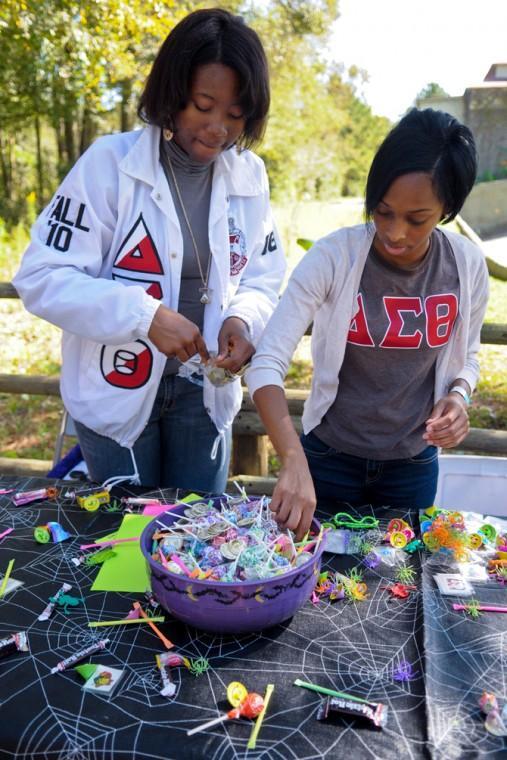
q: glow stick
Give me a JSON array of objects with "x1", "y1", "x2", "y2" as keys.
[
  {"x1": 79, "y1": 536, "x2": 139, "y2": 551},
  {"x1": 247, "y1": 684, "x2": 274, "y2": 749},
  {"x1": 294, "y1": 678, "x2": 372, "y2": 704},
  {"x1": 0, "y1": 527, "x2": 13, "y2": 541},
  {"x1": 0, "y1": 559, "x2": 15, "y2": 598},
  {"x1": 88, "y1": 616, "x2": 165, "y2": 627},
  {"x1": 453, "y1": 603, "x2": 507, "y2": 613},
  {"x1": 170, "y1": 554, "x2": 192, "y2": 577}
]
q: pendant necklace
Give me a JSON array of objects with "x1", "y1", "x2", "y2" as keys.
[{"x1": 164, "y1": 133, "x2": 213, "y2": 305}]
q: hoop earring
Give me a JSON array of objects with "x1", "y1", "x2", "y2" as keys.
[{"x1": 163, "y1": 128, "x2": 173, "y2": 141}]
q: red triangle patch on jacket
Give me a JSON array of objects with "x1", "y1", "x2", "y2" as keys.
[{"x1": 114, "y1": 213, "x2": 163, "y2": 274}]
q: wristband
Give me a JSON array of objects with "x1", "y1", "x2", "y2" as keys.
[{"x1": 449, "y1": 386, "x2": 471, "y2": 405}]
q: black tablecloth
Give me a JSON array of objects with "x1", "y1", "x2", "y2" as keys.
[{"x1": 0, "y1": 476, "x2": 506, "y2": 759}]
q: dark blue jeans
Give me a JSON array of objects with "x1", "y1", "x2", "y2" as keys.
[
  {"x1": 301, "y1": 430, "x2": 438, "y2": 514},
  {"x1": 75, "y1": 375, "x2": 231, "y2": 491}
]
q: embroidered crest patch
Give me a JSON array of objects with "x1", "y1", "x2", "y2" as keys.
[{"x1": 229, "y1": 217, "x2": 248, "y2": 275}]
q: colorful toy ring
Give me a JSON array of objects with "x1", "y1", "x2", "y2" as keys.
[
  {"x1": 422, "y1": 532, "x2": 439, "y2": 551},
  {"x1": 227, "y1": 681, "x2": 248, "y2": 708},
  {"x1": 480, "y1": 524, "x2": 496, "y2": 542},
  {"x1": 82, "y1": 496, "x2": 100, "y2": 512},
  {"x1": 390, "y1": 531, "x2": 408, "y2": 548},
  {"x1": 469, "y1": 533, "x2": 483, "y2": 550},
  {"x1": 34, "y1": 526, "x2": 51, "y2": 543}
]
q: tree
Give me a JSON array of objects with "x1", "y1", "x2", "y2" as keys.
[
  {"x1": 0, "y1": 0, "x2": 391, "y2": 222},
  {"x1": 416, "y1": 82, "x2": 450, "y2": 102}
]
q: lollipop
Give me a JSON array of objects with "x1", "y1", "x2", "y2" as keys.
[{"x1": 186, "y1": 681, "x2": 264, "y2": 736}]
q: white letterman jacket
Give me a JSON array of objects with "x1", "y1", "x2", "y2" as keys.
[{"x1": 14, "y1": 125, "x2": 286, "y2": 451}]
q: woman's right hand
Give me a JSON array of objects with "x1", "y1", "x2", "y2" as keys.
[
  {"x1": 148, "y1": 304, "x2": 209, "y2": 363},
  {"x1": 270, "y1": 451, "x2": 317, "y2": 541}
]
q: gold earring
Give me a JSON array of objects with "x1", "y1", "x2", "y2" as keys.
[{"x1": 163, "y1": 128, "x2": 173, "y2": 141}]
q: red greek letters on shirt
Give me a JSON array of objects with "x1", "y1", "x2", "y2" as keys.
[
  {"x1": 347, "y1": 293, "x2": 458, "y2": 349},
  {"x1": 347, "y1": 294, "x2": 374, "y2": 346}
]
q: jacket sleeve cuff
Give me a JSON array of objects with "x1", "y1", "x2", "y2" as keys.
[
  {"x1": 222, "y1": 308, "x2": 255, "y2": 340},
  {"x1": 453, "y1": 366, "x2": 480, "y2": 395},
  {"x1": 245, "y1": 366, "x2": 285, "y2": 398},
  {"x1": 136, "y1": 295, "x2": 161, "y2": 338}
]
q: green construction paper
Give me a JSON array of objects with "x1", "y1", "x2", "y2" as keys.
[
  {"x1": 90, "y1": 514, "x2": 153, "y2": 593},
  {"x1": 181, "y1": 493, "x2": 204, "y2": 503},
  {"x1": 75, "y1": 663, "x2": 98, "y2": 681}
]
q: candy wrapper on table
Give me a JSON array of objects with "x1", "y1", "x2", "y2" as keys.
[{"x1": 140, "y1": 494, "x2": 326, "y2": 633}]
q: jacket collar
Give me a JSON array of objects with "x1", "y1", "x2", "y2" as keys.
[{"x1": 119, "y1": 125, "x2": 262, "y2": 197}]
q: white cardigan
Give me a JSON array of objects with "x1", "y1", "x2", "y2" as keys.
[{"x1": 246, "y1": 224, "x2": 489, "y2": 435}]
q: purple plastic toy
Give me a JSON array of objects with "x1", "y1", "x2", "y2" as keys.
[{"x1": 140, "y1": 500, "x2": 325, "y2": 634}]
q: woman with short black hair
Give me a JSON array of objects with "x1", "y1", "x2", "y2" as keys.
[
  {"x1": 14, "y1": 8, "x2": 285, "y2": 491},
  {"x1": 138, "y1": 7, "x2": 270, "y2": 149},
  {"x1": 247, "y1": 108, "x2": 489, "y2": 538}
]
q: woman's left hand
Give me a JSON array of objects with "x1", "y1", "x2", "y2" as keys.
[
  {"x1": 215, "y1": 317, "x2": 255, "y2": 373},
  {"x1": 423, "y1": 394, "x2": 470, "y2": 448}
]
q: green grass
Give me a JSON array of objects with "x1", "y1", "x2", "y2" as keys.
[{"x1": 0, "y1": 209, "x2": 506, "y2": 463}]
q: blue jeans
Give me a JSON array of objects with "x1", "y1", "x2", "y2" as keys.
[
  {"x1": 74, "y1": 375, "x2": 231, "y2": 492},
  {"x1": 301, "y1": 430, "x2": 438, "y2": 513}
]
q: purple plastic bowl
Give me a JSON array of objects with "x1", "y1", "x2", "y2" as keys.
[{"x1": 140, "y1": 501, "x2": 325, "y2": 634}]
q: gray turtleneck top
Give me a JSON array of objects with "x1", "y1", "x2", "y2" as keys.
[{"x1": 159, "y1": 136, "x2": 213, "y2": 375}]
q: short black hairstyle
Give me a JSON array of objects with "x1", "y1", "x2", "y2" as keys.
[
  {"x1": 138, "y1": 8, "x2": 270, "y2": 149},
  {"x1": 365, "y1": 108, "x2": 477, "y2": 223}
]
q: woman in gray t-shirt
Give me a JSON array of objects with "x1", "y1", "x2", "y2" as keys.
[{"x1": 248, "y1": 108, "x2": 489, "y2": 539}]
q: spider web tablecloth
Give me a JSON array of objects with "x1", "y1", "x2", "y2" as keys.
[{"x1": 0, "y1": 476, "x2": 505, "y2": 759}]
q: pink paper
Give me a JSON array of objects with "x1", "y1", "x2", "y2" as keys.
[{"x1": 142, "y1": 503, "x2": 180, "y2": 516}]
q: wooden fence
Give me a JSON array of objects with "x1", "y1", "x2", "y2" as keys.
[{"x1": 1, "y1": 282, "x2": 507, "y2": 492}]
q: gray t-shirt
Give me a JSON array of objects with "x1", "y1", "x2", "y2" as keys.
[
  {"x1": 159, "y1": 137, "x2": 213, "y2": 374},
  {"x1": 314, "y1": 229, "x2": 460, "y2": 459}
]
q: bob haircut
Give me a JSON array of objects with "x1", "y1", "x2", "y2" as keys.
[
  {"x1": 365, "y1": 108, "x2": 477, "y2": 224},
  {"x1": 138, "y1": 8, "x2": 270, "y2": 150}
]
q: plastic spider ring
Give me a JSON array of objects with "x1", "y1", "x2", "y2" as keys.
[
  {"x1": 469, "y1": 533, "x2": 483, "y2": 550},
  {"x1": 448, "y1": 511, "x2": 464, "y2": 525}
]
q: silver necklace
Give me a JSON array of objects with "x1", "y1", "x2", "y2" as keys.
[{"x1": 164, "y1": 137, "x2": 213, "y2": 305}]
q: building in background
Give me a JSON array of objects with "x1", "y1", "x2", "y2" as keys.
[
  {"x1": 418, "y1": 63, "x2": 507, "y2": 181},
  {"x1": 419, "y1": 64, "x2": 507, "y2": 238}
]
